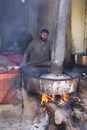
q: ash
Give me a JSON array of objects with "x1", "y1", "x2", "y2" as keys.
[{"x1": 23, "y1": 112, "x2": 49, "y2": 130}]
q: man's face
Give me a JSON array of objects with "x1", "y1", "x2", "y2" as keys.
[{"x1": 40, "y1": 32, "x2": 48, "y2": 42}]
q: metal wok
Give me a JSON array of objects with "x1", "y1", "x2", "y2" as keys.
[{"x1": 22, "y1": 62, "x2": 79, "y2": 95}]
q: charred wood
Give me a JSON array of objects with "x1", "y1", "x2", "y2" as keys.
[{"x1": 47, "y1": 124, "x2": 58, "y2": 130}]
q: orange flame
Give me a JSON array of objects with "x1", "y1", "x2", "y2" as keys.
[
  {"x1": 61, "y1": 93, "x2": 70, "y2": 100},
  {"x1": 41, "y1": 94, "x2": 55, "y2": 113},
  {"x1": 41, "y1": 93, "x2": 70, "y2": 106},
  {"x1": 59, "y1": 93, "x2": 70, "y2": 105},
  {"x1": 41, "y1": 94, "x2": 55, "y2": 104}
]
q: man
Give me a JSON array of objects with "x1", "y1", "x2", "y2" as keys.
[
  {"x1": 21, "y1": 28, "x2": 51, "y2": 65},
  {"x1": 3, "y1": 25, "x2": 33, "y2": 54},
  {"x1": 15, "y1": 25, "x2": 33, "y2": 54}
]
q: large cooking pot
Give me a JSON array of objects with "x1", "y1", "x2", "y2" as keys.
[
  {"x1": 22, "y1": 62, "x2": 79, "y2": 95},
  {"x1": 23, "y1": 75, "x2": 79, "y2": 95}
]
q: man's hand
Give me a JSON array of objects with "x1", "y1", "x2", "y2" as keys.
[{"x1": 20, "y1": 61, "x2": 26, "y2": 67}]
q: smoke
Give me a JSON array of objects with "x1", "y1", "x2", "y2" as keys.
[
  {"x1": 21, "y1": 62, "x2": 51, "y2": 77},
  {"x1": 0, "y1": 0, "x2": 55, "y2": 51},
  {"x1": 0, "y1": 0, "x2": 29, "y2": 51},
  {"x1": 0, "y1": 0, "x2": 46, "y2": 51}
]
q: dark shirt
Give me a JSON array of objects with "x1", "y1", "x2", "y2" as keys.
[
  {"x1": 25, "y1": 39, "x2": 52, "y2": 63},
  {"x1": 17, "y1": 31, "x2": 33, "y2": 54}
]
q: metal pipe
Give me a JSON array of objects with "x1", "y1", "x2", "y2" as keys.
[{"x1": 51, "y1": 0, "x2": 70, "y2": 75}]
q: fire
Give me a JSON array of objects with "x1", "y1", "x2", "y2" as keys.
[
  {"x1": 41, "y1": 94, "x2": 55, "y2": 113},
  {"x1": 41, "y1": 93, "x2": 70, "y2": 106},
  {"x1": 59, "y1": 93, "x2": 70, "y2": 105},
  {"x1": 61, "y1": 93, "x2": 70, "y2": 100},
  {"x1": 41, "y1": 94, "x2": 55, "y2": 104}
]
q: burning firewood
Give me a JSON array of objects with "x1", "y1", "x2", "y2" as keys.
[
  {"x1": 44, "y1": 102, "x2": 67, "y2": 124},
  {"x1": 44, "y1": 102, "x2": 80, "y2": 130}
]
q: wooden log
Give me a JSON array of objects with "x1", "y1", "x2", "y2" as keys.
[
  {"x1": 45, "y1": 102, "x2": 80, "y2": 130},
  {"x1": 80, "y1": 103, "x2": 87, "y2": 106},
  {"x1": 47, "y1": 124, "x2": 58, "y2": 130},
  {"x1": 54, "y1": 106, "x2": 67, "y2": 124},
  {"x1": 55, "y1": 111, "x2": 79, "y2": 130},
  {"x1": 65, "y1": 120, "x2": 80, "y2": 130},
  {"x1": 71, "y1": 108, "x2": 87, "y2": 121},
  {"x1": 45, "y1": 102, "x2": 67, "y2": 124}
]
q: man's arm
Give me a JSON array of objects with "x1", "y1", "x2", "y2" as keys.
[
  {"x1": 20, "y1": 41, "x2": 33, "y2": 66},
  {"x1": 22, "y1": 53, "x2": 27, "y2": 63}
]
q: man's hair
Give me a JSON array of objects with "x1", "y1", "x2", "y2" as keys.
[{"x1": 40, "y1": 29, "x2": 49, "y2": 34}]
